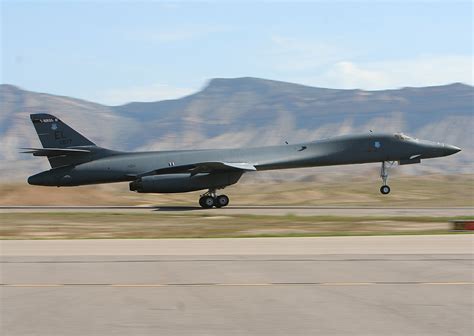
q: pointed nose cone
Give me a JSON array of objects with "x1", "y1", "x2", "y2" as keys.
[{"x1": 444, "y1": 145, "x2": 461, "y2": 156}]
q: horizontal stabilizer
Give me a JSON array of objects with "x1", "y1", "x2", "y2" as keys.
[
  {"x1": 21, "y1": 147, "x2": 91, "y2": 157},
  {"x1": 140, "y1": 161, "x2": 256, "y2": 177}
]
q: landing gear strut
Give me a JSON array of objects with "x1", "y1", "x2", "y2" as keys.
[
  {"x1": 199, "y1": 189, "x2": 230, "y2": 208},
  {"x1": 380, "y1": 161, "x2": 395, "y2": 195}
]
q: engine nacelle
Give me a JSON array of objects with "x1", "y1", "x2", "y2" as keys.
[{"x1": 129, "y1": 172, "x2": 243, "y2": 193}]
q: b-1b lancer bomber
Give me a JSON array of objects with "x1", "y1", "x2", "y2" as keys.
[{"x1": 25, "y1": 114, "x2": 461, "y2": 208}]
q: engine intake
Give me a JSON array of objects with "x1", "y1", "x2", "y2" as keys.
[{"x1": 398, "y1": 158, "x2": 421, "y2": 165}]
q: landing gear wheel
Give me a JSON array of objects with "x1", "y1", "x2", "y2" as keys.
[
  {"x1": 199, "y1": 196, "x2": 215, "y2": 208},
  {"x1": 379, "y1": 161, "x2": 395, "y2": 195},
  {"x1": 380, "y1": 185, "x2": 391, "y2": 195},
  {"x1": 215, "y1": 195, "x2": 229, "y2": 208}
]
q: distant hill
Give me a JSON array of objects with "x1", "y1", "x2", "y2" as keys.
[{"x1": 1, "y1": 78, "x2": 473, "y2": 181}]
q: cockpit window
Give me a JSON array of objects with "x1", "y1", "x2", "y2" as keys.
[{"x1": 394, "y1": 133, "x2": 412, "y2": 141}]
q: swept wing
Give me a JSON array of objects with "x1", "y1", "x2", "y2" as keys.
[{"x1": 138, "y1": 161, "x2": 256, "y2": 177}]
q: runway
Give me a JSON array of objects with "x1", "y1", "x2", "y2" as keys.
[
  {"x1": 1, "y1": 235, "x2": 473, "y2": 335},
  {"x1": 1, "y1": 205, "x2": 473, "y2": 216}
]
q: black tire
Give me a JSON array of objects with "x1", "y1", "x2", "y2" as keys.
[
  {"x1": 216, "y1": 195, "x2": 229, "y2": 207},
  {"x1": 380, "y1": 185, "x2": 391, "y2": 195},
  {"x1": 199, "y1": 196, "x2": 215, "y2": 208}
]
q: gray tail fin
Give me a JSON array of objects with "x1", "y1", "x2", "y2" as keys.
[
  {"x1": 29, "y1": 114, "x2": 97, "y2": 168},
  {"x1": 30, "y1": 113, "x2": 96, "y2": 148}
]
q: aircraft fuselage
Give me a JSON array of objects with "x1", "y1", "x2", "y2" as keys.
[{"x1": 28, "y1": 133, "x2": 460, "y2": 189}]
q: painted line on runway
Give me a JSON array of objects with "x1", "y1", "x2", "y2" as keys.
[
  {"x1": 216, "y1": 283, "x2": 272, "y2": 286},
  {"x1": 423, "y1": 282, "x2": 474, "y2": 285},
  {"x1": 110, "y1": 284, "x2": 167, "y2": 287},
  {"x1": 320, "y1": 282, "x2": 374, "y2": 286},
  {"x1": 2, "y1": 282, "x2": 473, "y2": 287},
  {"x1": 2, "y1": 258, "x2": 472, "y2": 264},
  {"x1": 1, "y1": 284, "x2": 63, "y2": 287}
]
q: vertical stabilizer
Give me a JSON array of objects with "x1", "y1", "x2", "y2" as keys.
[
  {"x1": 30, "y1": 113, "x2": 95, "y2": 148},
  {"x1": 28, "y1": 114, "x2": 97, "y2": 168}
]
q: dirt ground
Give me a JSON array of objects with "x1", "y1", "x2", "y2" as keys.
[{"x1": 1, "y1": 174, "x2": 473, "y2": 207}]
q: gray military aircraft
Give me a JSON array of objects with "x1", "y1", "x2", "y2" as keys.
[{"x1": 25, "y1": 113, "x2": 461, "y2": 208}]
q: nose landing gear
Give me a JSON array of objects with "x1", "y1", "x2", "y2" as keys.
[
  {"x1": 380, "y1": 161, "x2": 394, "y2": 195},
  {"x1": 199, "y1": 189, "x2": 230, "y2": 208}
]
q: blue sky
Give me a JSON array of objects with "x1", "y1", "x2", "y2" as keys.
[{"x1": 1, "y1": 1, "x2": 472, "y2": 105}]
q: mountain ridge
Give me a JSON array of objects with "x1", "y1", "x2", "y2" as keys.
[
  {"x1": 3, "y1": 78, "x2": 472, "y2": 107},
  {"x1": 1, "y1": 78, "x2": 472, "y2": 180}
]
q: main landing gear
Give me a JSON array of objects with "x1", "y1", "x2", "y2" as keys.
[
  {"x1": 199, "y1": 189, "x2": 230, "y2": 208},
  {"x1": 380, "y1": 161, "x2": 395, "y2": 195}
]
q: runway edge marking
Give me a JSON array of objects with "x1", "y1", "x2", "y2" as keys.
[{"x1": 2, "y1": 282, "x2": 474, "y2": 287}]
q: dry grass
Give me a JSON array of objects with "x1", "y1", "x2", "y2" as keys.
[
  {"x1": 1, "y1": 174, "x2": 472, "y2": 239},
  {"x1": 1, "y1": 212, "x2": 472, "y2": 239},
  {"x1": 1, "y1": 174, "x2": 473, "y2": 207}
]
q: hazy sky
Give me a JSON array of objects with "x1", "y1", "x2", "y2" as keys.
[{"x1": 1, "y1": 1, "x2": 472, "y2": 105}]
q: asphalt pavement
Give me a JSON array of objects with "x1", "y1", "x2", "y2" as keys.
[
  {"x1": 1, "y1": 205, "x2": 473, "y2": 216},
  {"x1": 1, "y1": 235, "x2": 473, "y2": 335}
]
